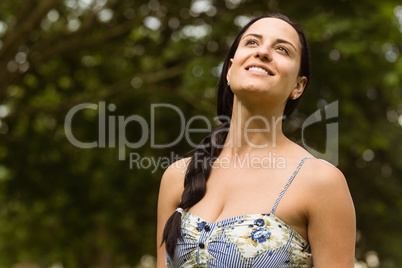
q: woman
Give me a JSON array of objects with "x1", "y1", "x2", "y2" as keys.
[{"x1": 157, "y1": 13, "x2": 356, "y2": 267}]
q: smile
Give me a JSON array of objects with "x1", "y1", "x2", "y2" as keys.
[
  {"x1": 245, "y1": 65, "x2": 274, "y2": 76},
  {"x1": 248, "y1": 67, "x2": 268, "y2": 75}
]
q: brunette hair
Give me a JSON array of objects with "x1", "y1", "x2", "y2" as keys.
[{"x1": 162, "y1": 12, "x2": 311, "y2": 258}]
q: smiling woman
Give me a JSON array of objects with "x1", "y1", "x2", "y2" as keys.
[
  {"x1": 157, "y1": 13, "x2": 356, "y2": 268},
  {"x1": 227, "y1": 18, "x2": 307, "y2": 110}
]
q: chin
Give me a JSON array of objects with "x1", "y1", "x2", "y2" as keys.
[{"x1": 232, "y1": 83, "x2": 269, "y2": 94}]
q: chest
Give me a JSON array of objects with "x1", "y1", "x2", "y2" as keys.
[
  {"x1": 194, "y1": 167, "x2": 294, "y2": 210},
  {"x1": 188, "y1": 167, "x2": 309, "y2": 240}
]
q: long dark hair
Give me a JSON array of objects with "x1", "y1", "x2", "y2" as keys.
[{"x1": 161, "y1": 12, "x2": 311, "y2": 258}]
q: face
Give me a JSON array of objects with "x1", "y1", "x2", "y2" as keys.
[{"x1": 227, "y1": 18, "x2": 307, "y2": 107}]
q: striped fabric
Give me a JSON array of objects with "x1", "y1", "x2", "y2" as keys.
[{"x1": 166, "y1": 157, "x2": 314, "y2": 268}]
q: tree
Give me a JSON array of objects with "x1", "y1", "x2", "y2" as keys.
[{"x1": 0, "y1": 0, "x2": 401, "y2": 267}]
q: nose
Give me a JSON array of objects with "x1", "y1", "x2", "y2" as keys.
[{"x1": 255, "y1": 47, "x2": 272, "y2": 61}]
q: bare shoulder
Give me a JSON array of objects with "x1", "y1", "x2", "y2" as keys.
[
  {"x1": 287, "y1": 142, "x2": 349, "y2": 193},
  {"x1": 301, "y1": 158, "x2": 356, "y2": 267},
  {"x1": 299, "y1": 157, "x2": 354, "y2": 216},
  {"x1": 302, "y1": 158, "x2": 349, "y2": 190},
  {"x1": 163, "y1": 157, "x2": 190, "y2": 181},
  {"x1": 156, "y1": 157, "x2": 191, "y2": 267},
  {"x1": 159, "y1": 157, "x2": 191, "y2": 201}
]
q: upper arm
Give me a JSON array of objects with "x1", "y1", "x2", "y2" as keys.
[
  {"x1": 306, "y1": 160, "x2": 356, "y2": 268},
  {"x1": 156, "y1": 158, "x2": 188, "y2": 268}
]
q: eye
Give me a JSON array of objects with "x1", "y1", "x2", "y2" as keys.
[
  {"x1": 245, "y1": 39, "x2": 258, "y2": 46},
  {"x1": 277, "y1": 46, "x2": 290, "y2": 55}
]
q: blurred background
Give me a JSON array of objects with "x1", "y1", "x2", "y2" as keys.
[{"x1": 0, "y1": 0, "x2": 401, "y2": 267}]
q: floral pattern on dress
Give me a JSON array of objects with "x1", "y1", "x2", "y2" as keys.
[
  {"x1": 225, "y1": 214, "x2": 292, "y2": 258},
  {"x1": 166, "y1": 211, "x2": 313, "y2": 268}
]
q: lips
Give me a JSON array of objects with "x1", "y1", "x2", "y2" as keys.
[{"x1": 245, "y1": 64, "x2": 274, "y2": 76}]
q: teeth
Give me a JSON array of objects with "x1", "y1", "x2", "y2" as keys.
[{"x1": 248, "y1": 67, "x2": 269, "y2": 75}]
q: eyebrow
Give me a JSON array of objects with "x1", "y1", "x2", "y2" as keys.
[{"x1": 242, "y1": 33, "x2": 298, "y2": 52}]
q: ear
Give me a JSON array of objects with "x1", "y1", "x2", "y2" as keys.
[
  {"x1": 226, "y1": 59, "x2": 233, "y2": 83},
  {"x1": 290, "y1": 76, "x2": 308, "y2": 100}
]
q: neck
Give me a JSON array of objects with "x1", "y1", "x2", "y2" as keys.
[{"x1": 223, "y1": 96, "x2": 289, "y2": 156}]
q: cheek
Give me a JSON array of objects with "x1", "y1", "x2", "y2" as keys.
[
  {"x1": 231, "y1": 50, "x2": 248, "y2": 69},
  {"x1": 281, "y1": 61, "x2": 300, "y2": 80},
  {"x1": 277, "y1": 63, "x2": 300, "y2": 91},
  {"x1": 229, "y1": 61, "x2": 243, "y2": 79}
]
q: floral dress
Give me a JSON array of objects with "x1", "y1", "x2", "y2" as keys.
[{"x1": 166, "y1": 157, "x2": 314, "y2": 268}]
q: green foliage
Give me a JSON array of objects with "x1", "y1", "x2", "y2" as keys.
[{"x1": 0, "y1": 0, "x2": 401, "y2": 267}]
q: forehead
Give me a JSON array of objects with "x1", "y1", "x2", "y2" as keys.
[{"x1": 243, "y1": 18, "x2": 300, "y2": 48}]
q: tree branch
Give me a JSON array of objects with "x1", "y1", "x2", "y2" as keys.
[
  {"x1": 0, "y1": 15, "x2": 141, "y2": 101},
  {"x1": 34, "y1": 18, "x2": 140, "y2": 63},
  {"x1": 4, "y1": 62, "x2": 187, "y2": 120},
  {"x1": 0, "y1": 0, "x2": 59, "y2": 59},
  {"x1": 0, "y1": 0, "x2": 59, "y2": 92}
]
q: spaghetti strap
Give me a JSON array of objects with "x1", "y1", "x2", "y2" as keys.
[{"x1": 270, "y1": 157, "x2": 314, "y2": 214}]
